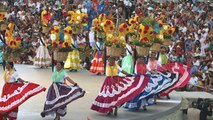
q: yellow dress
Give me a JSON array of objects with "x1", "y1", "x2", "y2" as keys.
[{"x1": 64, "y1": 49, "x2": 81, "y2": 70}]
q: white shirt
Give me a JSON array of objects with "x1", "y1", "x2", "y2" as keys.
[
  {"x1": 81, "y1": 8, "x2": 87, "y2": 14},
  {"x1": 6, "y1": 71, "x2": 19, "y2": 83},
  {"x1": 89, "y1": 31, "x2": 95, "y2": 43},
  {"x1": 126, "y1": 44, "x2": 132, "y2": 55},
  {"x1": 189, "y1": 76, "x2": 198, "y2": 86}
]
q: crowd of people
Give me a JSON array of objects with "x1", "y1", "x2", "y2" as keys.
[{"x1": 0, "y1": 0, "x2": 213, "y2": 119}]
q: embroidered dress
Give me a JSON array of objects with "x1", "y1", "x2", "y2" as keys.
[
  {"x1": 34, "y1": 45, "x2": 51, "y2": 67},
  {"x1": 0, "y1": 69, "x2": 46, "y2": 120},
  {"x1": 90, "y1": 51, "x2": 104, "y2": 74},
  {"x1": 41, "y1": 69, "x2": 85, "y2": 117},
  {"x1": 91, "y1": 64, "x2": 150, "y2": 113},
  {"x1": 160, "y1": 62, "x2": 191, "y2": 96},
  {"x1": 64, "y1": 49, "x2": 81, "y2": 70},
  {"x1": 124, "y1": 71, "x2": 178, "y2": 110},
  {"x1": 64, "y1": 40, "x2": 81, "y2": 70}
]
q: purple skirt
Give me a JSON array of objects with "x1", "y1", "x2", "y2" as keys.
[{"x1": 41, "y1": 83, "x2": 85, "y2": 117}]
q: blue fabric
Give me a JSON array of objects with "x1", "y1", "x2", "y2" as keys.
[
  {"x1": 123, "y1": 72, "x2": 177, "y2": 110},
  {"x1": 154, "y1": 23, "x2": 163, "y2": 34},
  {"x1": 98, "y1": 0, "x2": 105, "y2": 14},
  {"x1": 190, "y1": 66, "x2": 198, "y2": 75},
  {"x1": 98, "y1": 51, "x2": 101, "y2": 57}
]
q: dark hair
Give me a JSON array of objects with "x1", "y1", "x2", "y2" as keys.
[
  {"x1": 7, "y1": 62, "x2": 14, "y2": 68},
  {"x1": 57, "y1": 61, "x2": 64, "y2": 67}
]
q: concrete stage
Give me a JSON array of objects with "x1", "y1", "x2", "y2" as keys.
[{"x1": 0, "y1": 64, "x2": 183, "y2": 120}]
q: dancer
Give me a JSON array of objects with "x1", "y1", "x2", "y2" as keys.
[
  {"x1": 41, "y1": 61, "x2": 85, "y2": 120},
  {"x1": 124, "y1": 57, "x2": 179, "y2": 111},
  {"x1": 64, "y1": 35, "x2": 81, "y2": 72},
  {"x1": 89, "y1": 42, "x2": 104, "y2": 75},
  {"x1": 91, "y1": 57, "x2": 150, "y2": 116},
  {"x1": 0, "y1": 62, "x2": 46, "y2": 120},
  {"x1": 34, "y1": 33, "x2": 51, "y2": 68},
  {"x1": 119, "y1": 38, "x2": 134, "y2": 76}
]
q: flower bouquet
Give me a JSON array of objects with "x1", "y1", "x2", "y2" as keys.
[
  {"x1": 104, "y1": 35, "x2": 126, "y2": 57},
  {"x1": 50, "y1": 26, "x2": 73, "y2": 61},
  {"x1": 68, "y1": 10, "x2": 87, "y2": 34},
  {"x1": 92, "y1": 14, "x2": 107, "y2": 39},
  {"x1": 2, "y1": 22, "x2": 24, "y2": 61},
  {"x1": 163, "y1": 25, "x2": 175, "y2": 46},
  {"x1": 132, "y1": 36, "x2": 152, "y2": 56}
]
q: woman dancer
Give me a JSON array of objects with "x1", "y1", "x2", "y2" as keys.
[
  {"x1": 0, "y1": 62, "x2": 46, "y2": 120},
  {"x1": 91, "y1": 57, "x2": 150, "y2": 116},
  {"x1": 34, "y1": 33, "x2": 51, "y2": 68},
  {"x1": 41, "y1": 61, "x2": 85, "y2": 120}
]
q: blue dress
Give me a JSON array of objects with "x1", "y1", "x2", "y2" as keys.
[{"x1": 123, "y1": 72, "x2": 178, "y2": 110}]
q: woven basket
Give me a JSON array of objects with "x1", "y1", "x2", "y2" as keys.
[
  {"x1": 0, "y1": 22, "x2": 7, "y2": 31},
  {"x1": 150, "y1": 43, "x2": 161, "y2": 51},
  {"x1": 106, "y1": 47, "x2": 123, "y2": 57},
  {"x1": 54, "y1": 51, "x2": 69, "y2": 61},
  {"x1": 136, "y1": 46, "x2": 150, "y2": 56},
  {"x1": 163, "y1": 40, "x2": 173, "y2": 46},
  {"x1": 42, "y1": 26, "x2": 49, "y2": 33}
]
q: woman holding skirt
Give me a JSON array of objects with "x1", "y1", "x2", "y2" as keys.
[
  {"x1": 0, "y1": 62, "x2": 46, "y2": 120},
  {"x1": 41, "y1": 62, "x2": 85, "y2": 120},
  {"x1": 91, "y1": 57, "x2": 150, "y2": 116},
  {"x1": 124, "y1": 56, "x2": 179, "y2": 111}
]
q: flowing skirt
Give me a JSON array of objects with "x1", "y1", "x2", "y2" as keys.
[
  {"x1": 90, "y1": 51, "x2": 104, "y2": 73},
  {"x1": 160, "y1": 62, "x2": 191, "y2": 96},
  {"x1": 119, "y1": 54, "x2": 134, "y2": 76},
  {"x1": 34, "y1": 46, "x2": 51, "y2": 67},
  {"x1": 123, "y1": 72, "x2": 178, "y2": 110},
  {"x1": 91, "y1": 75, "x2": 150, "y2": 113},
  {"x1": 64, "y1": 50, "x2": 81, "y2": 70},
  {"x1": 41, "y1": 83, "x2": 85, "y2": 117},
  {"x1": 0, "y1": 82, "x2": 46, "y2": 114}
]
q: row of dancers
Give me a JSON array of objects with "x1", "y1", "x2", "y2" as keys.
[{"x1": 0, "y1": 52, "x2": 190, "y2": 119}]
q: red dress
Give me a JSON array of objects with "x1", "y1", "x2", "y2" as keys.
[
  {"x1": 0, "y1": 70, "x2": 46, "y2": 119},
  {"x1": 135, "y1": 62, "x2": 147, "y2": 74}
]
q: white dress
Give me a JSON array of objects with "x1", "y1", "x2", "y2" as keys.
[{"x1": 34, "y1": 37, "x2": 51, "y2": 67}]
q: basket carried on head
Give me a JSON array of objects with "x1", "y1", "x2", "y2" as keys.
[
  {"x1": 136, "y1": 46, "x2": 150, "y2": 56},
  {"x1": 42, "y1": 26, "x2": 49, "y2": 33},
  {"x1": 106, "y1": 47, "x2": 123, "y2": 57},
  {"x1": 0, "y1": 22, "x2": 7, "y2": 31},
  {"x1": 150, "y1": 43, "x2": 161, "y2": 52},
  {"x1": 54, "y1": 51, "x2": 69, "y2": 61},
  {"x1": 163, "y1": 40, "x2": 173, "y2": 46}
]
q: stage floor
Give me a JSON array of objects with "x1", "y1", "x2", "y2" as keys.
[{"x1": 0, "y1": 64, "x2": 182, "y2": 120}]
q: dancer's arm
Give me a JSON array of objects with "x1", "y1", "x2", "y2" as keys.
[{"x1": 65, "y1": 77, "x2": 78, "y2": 86}]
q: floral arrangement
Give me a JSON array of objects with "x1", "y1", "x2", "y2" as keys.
[
  {"x1": 41, "y1": 10, "x2": 52, "y2": 26},
  {"x1": 2, "y1": 22, "x2": 24, "y2": 61},
  {"x1": 92, "y1": 14, "x2": 107, "y2": 39},
  {"x1": 5, "y1": 23, "x2": 21, "y2": 49},
  {"x1": 50, "y1": 26, "x2": 73, "y2": 52},
  {"x1": 104, "y1": 35, "x2": 126, "y2": 48},
  {"x1": 162, "y1": 25, "x2": 176, "y2": 39},
  {"x1": 68, "y1": 10, "x2": 87, "y2": 34}
]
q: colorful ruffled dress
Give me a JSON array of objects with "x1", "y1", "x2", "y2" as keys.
[
  {"x1": 0, "y1": 69, "x2": 46, "y2": 119},
  {"x1": 91, "y1": 64, "x2": 150, "y2": 113},
  {"x1": 41, "y1": 69, "x2": 85, "y2": 117}
]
